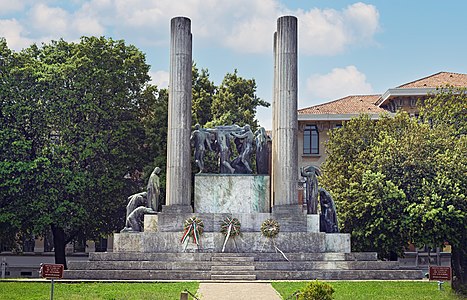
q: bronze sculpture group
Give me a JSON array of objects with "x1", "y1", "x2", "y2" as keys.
[{"x1": 190, "y1": 124, "x2": 270, "y2": 175}]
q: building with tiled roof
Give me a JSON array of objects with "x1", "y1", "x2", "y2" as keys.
[
  {"x1": 397, "y1": 72, "x2": 467, "y2": 89},
  {"x1": 376, "y1": 72, "x2": 467, "y2": 112},
  {"x1": 298, "y1": 95, "x2": 385, "y2": 115},
  {"x1": 298, "y1": 71, "x2": 467, "y2": 168}
]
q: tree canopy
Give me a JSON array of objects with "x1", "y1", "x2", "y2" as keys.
[
  {"x1": 0, "y1": 37, "x2": 153, "y2": 266},
  {"x1": 320, "y1": 88, "x2": 466, "y2": 291},
  {"x1": 207, "y1": 69, "x2": 270, "y2": 129}
]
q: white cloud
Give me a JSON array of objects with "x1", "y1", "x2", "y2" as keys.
[
  {"x1": 0, "y1": 19, "x2": 33, "y2": 50},
  {"x1": 29, "y1": 3, "x2": 69, "y2": 36},
  {"x1": 305, "y1": 65, "x2": 373, "y2": 103},
  {"x1": 0, "y1": 1, "x2": 380, "y2": 56},
  {"x1": 27, "y1": 3, "x2": 104, "y2": 38},
  {"x1": 0, "y1": 0, "x2": 26, "y2": 15},
  {"x1": 297, "y1": 2, "x2": 380, "y2": 55},
  {"x1": 150, "y1": 70, "x2": 169, "y2": 88},
  {"x1": 344, "y1": 2, "x2": 380, "y2": 41},
  {"x1": 222, "y1": 0, "x2": 280, "y2": 53},
  {"x1": 224, "y1": 16, "x2": 277, "y2": 54},
  {"x1": 72, "y1": 15, "x2": 104, "y2": 36}
]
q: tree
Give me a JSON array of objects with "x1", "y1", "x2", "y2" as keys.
[
  {"x1": 0, "y1": 37, "x2": 151, "y2": 268},
  {"x1": 321, "y1": 113, "x2": 422, "y2": 258},
  {"x1": 208, "y1": 69, "x2": 270, "y2": 129},
  {"x1": 192, "y1": 64, "x2": 216, "y2": 126},
  {"x1": 415, "y1": 87, "x2": 466, "y2": 292},
  {"x1": 321, "y1": 89, "x2": 466, "y2": 293},
  {"x1": 0, "y1": 38, "x2": 51, "y2": 251}
]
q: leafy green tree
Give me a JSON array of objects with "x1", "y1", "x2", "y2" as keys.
[
  {"x1": 208, "y1": 69, "x2": 269, "y2": 129},
  {"x1": 420, "y1": 87, "x2": 466, "y2": 136},
  {"x1": 321, "y1": 113, "x2": 423, "y2": 258},
  {"x1": 321, "y1": 89, "x2": 466, "y2": 293},
  {"x1": 415, "y1": 87, "x2": 467, "y2": 292},
  {"x1": 192, "y1": 64, "x2": 216, "y2": 126},
  {"x1": 0, "y1": 38, "x2": 51, "y2": 250},
  {"x1": 0, "y1": 37, "x2": 151, "y2": 267}
]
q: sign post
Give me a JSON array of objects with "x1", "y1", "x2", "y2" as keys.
[
  {"x1": 40, "y1": 264, "x2": 64, "y2": 300},
  {"x1": 1, "y1": 258, "x2": 6, "y2": 279},
  {"x1": 429, "y1": 266, "x2": 452, "y2": 290}
]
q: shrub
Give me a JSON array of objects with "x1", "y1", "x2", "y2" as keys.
[{"x1": 298, "y1": 280, "x2": 335, "y2": 300}]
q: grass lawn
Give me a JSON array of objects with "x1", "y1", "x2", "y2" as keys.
[
  {"x1": 272, "y1": 281, "x2": 464, "y2": 300},
  {"x1": 0, "y1": 281, "x2": 200, "y2": 300}
]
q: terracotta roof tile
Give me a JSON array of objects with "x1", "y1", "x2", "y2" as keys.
[
  {"x1": 298, "y1": 95, "x2": 386, "y2": 115},
  {"x1": 397, "y1": 72, "x2": 467, "y2": 88}
]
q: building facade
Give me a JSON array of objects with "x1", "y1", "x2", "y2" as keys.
[{"x1": 297, "y1": 72, "x2": 467, "y2": 170}]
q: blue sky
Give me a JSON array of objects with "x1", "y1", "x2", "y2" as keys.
[{"x1": 1, "y1": 0, "x2": 466, "y2": 128}]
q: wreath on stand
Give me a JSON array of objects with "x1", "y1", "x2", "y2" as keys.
[
  {"x1": 220, "y1": 217, "x2": 241, "y2": 252},
  {"x1": 260, "y1": 219, "x2": 280, "y2": 238},
  {"x1": 180, "y1": 217, "x2": 204, "y2": 249},
  {"x1": 260, "y1": 219, "x2": 288, "y2": 261}
]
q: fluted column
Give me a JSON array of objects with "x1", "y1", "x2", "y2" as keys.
[
  {"x1": 164, "y1": 17, "x2": 193, "y2": 213},
  {"x1": 271, "y1": 31, "x2": 277, "y2": 208},
  {"x1": 272, "y1": 16, "x2": 299, "y2": 211}
]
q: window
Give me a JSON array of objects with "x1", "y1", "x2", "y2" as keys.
[{"x1": 303, "y1": 124, "x2": 319, "y2": 154}]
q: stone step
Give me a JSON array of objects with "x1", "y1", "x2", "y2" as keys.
[
  {"x1": 211, "y1": 265, "x2": 256, "y2": 272},
  {"x1": 211, "y1": 274, "x2": 257, "y2": 280},
  {"x1": 255, "y1": 269, "x2": 424, "y2": 280},
  {"x1": 253, "y1": 260, "x2": 399, "y2": 270},
  {"x1": 211, "y1": 270, "x2": 257, "y2": 276},
  {"x1": 64, "y1": 269, "x2": 211, "y2": 280},
  {"x1": 211, "y1": 256, "x2": 255, "y2": 262},
  {"x1": 69, "y1": 260, "x2": 397, "y2": 272},
  {"x1": 89, "y1": 252, "x2": 214, "y2": 262},
  {"x1": 211, "y1": 261, "x2": 258, "y2": 266},
  {"x1": 68, "y1": 260, "x2": 213, "y2": 270},
  {"x1": 65, "y1": 268, "x2": 423, "y2": 281},
  {"x1": 89, "y1": 252, "x2": 378, "y2": 262}
]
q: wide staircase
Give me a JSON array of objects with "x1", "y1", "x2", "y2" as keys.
[{"x1": 65, "y1": 252, "x2": 424, "y2": 280}]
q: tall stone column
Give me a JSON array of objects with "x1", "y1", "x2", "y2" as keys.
[
  {"x1": 164, "y1": 17, "x2": 193, "y2": 213},
  {"x1": 272, "y1": 16, "x2": 299, "y2": 214},
  {"x1": 271, "y1": 31, "x2": 277, "y2": 208}
]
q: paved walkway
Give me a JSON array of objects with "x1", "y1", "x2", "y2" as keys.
[{"x1": 197, "y1": 282, "x2": 282, "y2": 300}]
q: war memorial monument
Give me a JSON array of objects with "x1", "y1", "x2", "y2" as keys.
[{"x1": 65, "y1": 16, "x2": 424, "y2": 280}]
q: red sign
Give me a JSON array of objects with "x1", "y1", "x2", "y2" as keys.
[
  {"x1": 40, "y1": 264, "x2": 64, "y2": 279},
  {"x1": 429, "y1": 266, "x2": 452, "y2": 281}
]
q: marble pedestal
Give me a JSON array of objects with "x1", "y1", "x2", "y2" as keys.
[
  {"x1": 115, "y1": 213, "x2": 351, "y2": 253},
  {"x1": 194, "y1": 174, "x2": 270, "y2": 213}
]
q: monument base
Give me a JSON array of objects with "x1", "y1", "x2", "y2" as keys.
[
  {"x1": 194, "y1": 174, "x2": 270, "y2": 213},
  {"x1": 114, "y1": 212, "x2": 351, "y2": 253},
  {"x1": 114, "y1": 231, "x2": 351, "y2": 253}
]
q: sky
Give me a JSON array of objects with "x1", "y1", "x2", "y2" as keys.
[{"x1": 1, "y1": 0, "x2": 466, "y2": 129}]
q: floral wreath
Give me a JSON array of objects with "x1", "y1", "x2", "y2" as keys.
[
  {"x1": 220, "y1": 217, "x2": 242, "y2": 237},
  {"x1": 260, "y1": 219, "x2": 288, "y2": 261},
  {"x1": 181, "y1": 216, "x2": 204, "y2": 245},
  {"x1": 261, "y1": 219, "x2": 280, "y2": 238}
]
